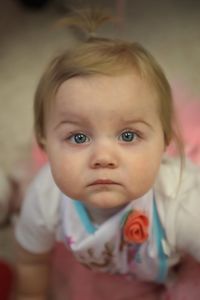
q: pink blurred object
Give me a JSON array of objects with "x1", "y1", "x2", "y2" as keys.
[
  {"x1": 51, "y1": 245, "x2": 200, "y2": 300},
  {"x1": 51, "y1": 243, "x2": 165, "y2": 300},
  {"x1": 163, "y1": 256, "x2": 200, "y2": 300},
  {"x1": 167, "y1": 83, "x2": 200, "y2": 165}
]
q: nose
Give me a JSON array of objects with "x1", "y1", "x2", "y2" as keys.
[{"x1": 89, "y1": 142, "x2": 118, "y2": 169}]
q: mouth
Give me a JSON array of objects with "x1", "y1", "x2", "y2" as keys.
[{"x1": 88, "y1": 179, "x2": 119, "y2": 186}]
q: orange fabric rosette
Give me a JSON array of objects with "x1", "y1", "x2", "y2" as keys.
[{"x1": 123, "y1": 210, "x2": 149, "y2": 244}]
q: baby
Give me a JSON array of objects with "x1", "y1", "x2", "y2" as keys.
[{"x1": 15, "y1": 9, "x2": 200, "y2": 300}]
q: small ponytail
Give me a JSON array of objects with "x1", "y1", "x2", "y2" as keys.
[{"x1": 57, "y1": 8, "x2": 115, "y2": 40}]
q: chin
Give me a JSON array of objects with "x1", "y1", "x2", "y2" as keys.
[{"x1": 86, "y1": 195, "x2": 129, "y2": 209}]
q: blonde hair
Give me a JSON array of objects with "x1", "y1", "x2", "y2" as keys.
[{"x1": 34, "y1": 9, "x2": 184, "y2": 163}]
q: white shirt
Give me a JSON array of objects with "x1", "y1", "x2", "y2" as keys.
[{"x1": 15, "y1": 156, "x2": 200, "y2": 266}]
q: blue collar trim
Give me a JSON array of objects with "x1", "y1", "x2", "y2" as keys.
[{"x1": 72, "y1": 200, "x2": 97, "y2": 234}]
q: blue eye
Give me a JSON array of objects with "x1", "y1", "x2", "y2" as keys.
[
  {"x1": 120, "y1": 131, "x2": 137, "y2": 142},
  {"x1": 70, "y1": 133, "x2": 89, "y2": 144}
]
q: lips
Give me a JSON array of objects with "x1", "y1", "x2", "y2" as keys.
[{"x1": 88, "y1": 179, "x2": 118, "y2": 186}]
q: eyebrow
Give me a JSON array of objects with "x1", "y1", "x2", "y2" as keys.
[
  {"x1": 121, "y1": 118, "x2": 154, "y2": 130},
  {"x1": 54, "y1": 118, "x2": 86, "y2": 130},
  {"x1": 54, "y1": 118, "x2": 153, "y2": 132}
]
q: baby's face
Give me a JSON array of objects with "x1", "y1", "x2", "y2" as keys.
[{"x1": 45, "y1": 72, "x2": 165, "y2": 208}]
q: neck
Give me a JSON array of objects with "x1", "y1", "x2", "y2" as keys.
[{"x1": 85, "y1": 204, "x2": 126, "y2": 225}]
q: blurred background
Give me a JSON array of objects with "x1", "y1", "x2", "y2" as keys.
[{"x1": 0, "y1": 0, "x2": 200, "y2": 298}]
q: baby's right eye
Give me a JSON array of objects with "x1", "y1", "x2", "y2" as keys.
[{"x1": 68, "y1": 133, "x2": 90, "y2": 144}]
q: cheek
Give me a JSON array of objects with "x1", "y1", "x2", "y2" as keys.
[
  {"x1": 48, "y1": 151, "x2": 84, "y2": 197},
  {"x1": 50, "y1": 163, "x2": 78, "y2": 197},
  {"x1": 47, "y1": 143, "x2": 76, "y2": 177},
  {"x1": 127, "y1": 152, "x2": 163, "y2": 190},
  {"x1": 51, "y1": 158, "x2": 75, "y2": 183}
]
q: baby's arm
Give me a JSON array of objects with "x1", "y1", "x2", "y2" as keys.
[
  {"x1": 15, "y1": 242, "x2": 51, "y2": 300},
  {"x1": 15, "y1": 164, "x2": 61, "y2": 299},
  {"x1": 175, "y1": 162, "x2": 200, "y2": 262}
]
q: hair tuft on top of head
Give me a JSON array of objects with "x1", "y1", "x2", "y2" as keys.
[{"x1": 57, "y1": 7, "x2": 115, "y2": 39}]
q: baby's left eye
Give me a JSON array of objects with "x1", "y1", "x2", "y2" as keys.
[{"x1": 119, "y1": 131, "x2": 138, "y2": 142}]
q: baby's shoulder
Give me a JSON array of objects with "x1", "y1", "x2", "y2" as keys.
[
  {"x1": 16, "y1": 164, "x2": 62, "y2": 253},
  {"x1": 23, "y1": 164, "x2": 61, "y2": 221},
  {"x1": 29, "y1": 164, "x2": 60, "y2": 197},
  {"x1": 155, "y1": 155, "x2": 200, "y2": 200},
  {"x1": 155, "y1": 156, "x2": 200, "y2": 257}
]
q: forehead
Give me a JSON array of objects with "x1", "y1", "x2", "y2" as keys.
[
  {"x1": 47, "y1": 71, "x2": 159, "y2": 125},
  {"x1": 58, "y1": 72, "x2": 156, "y2": 103}
]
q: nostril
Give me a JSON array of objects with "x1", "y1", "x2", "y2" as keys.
[
  {"x1": 108, "y1": 162, "x2": 115, "y2": 167},
  {"x1": 93, "y1": 161, "x2": 115, "y2": 168},
  {"x1": 94, "y1": 162, "x2": 100, "y2": 167}
]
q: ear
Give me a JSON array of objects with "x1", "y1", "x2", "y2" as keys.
[
  {"x1": 39, "y1": 138, "x2": 47, "y2": 151},
  {"x1": 35, "y1": 133, "x2": 47, "y2": 151},
  {"x1": 32, "y1": 139, "x2": 48, "y2": 168},
  {"x1": 164, "y1": 131, "x2": 172, "y2": 149}
]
